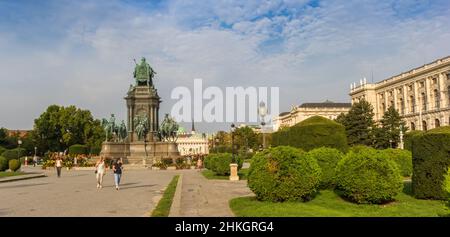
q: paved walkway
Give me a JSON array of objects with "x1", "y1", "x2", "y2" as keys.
[
  {"x1": 171, "y1": 170, "x2": 253, "y2": 217},
  {"x1": 0, "y1": 167, "x2": 176, "y2": 217}
]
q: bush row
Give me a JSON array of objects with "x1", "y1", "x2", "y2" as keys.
[{"x1": 247, "y1": 145, "x2": 405, "y2": 204}]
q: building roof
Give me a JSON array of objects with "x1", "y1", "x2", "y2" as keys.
[{"x1": 299, "y1": 101, "x2": 351, "y2": 108}]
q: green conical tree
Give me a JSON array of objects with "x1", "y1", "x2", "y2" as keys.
[
  {"x1": 337, "y1": 99, "x2": 375, "y2": 146},
  {"x1": 375, "y1": 105, "x2": 407, "y2": 148}
]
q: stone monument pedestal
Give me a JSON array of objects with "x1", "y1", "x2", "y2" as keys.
[
  {"x1": 229, "y1": 163, "x2": 239, "y2": 181},
  {"x1": 101, "y1": 141, "x2": 180, "y2": 165}
]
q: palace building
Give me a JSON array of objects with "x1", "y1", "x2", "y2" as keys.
[
  {"x1": 273, "y1": 100, "x2": 351, "y2": 131},
  {"x1": 349, "y1": 56, "x2": 450, "y2": 131}
]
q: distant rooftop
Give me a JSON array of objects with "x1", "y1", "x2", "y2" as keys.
[{"x1": 299, "y1": 100, "x2": 351, "y2": 108}]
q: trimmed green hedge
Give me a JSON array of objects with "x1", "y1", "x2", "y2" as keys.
[
  {"x1": 0, "y1": 147, "x2": 6, "y2": 156},
  {"x1": 1, "y1": 148, "x2": 26, "y2": 160},
  {"x1": 248, "y1": 146, "x2": 321, "y2": 202},
  {"x1": 271, "y1": 116, "x2": 348, "y2": 153},
  {"x1": 335, "y1": 146, "x2": 403, "y2": 204},
  {"x1": 89, "y1": 146, "x2": 102, "y2": 155},
  {"x1": 380, "y1": 148, "x2": 413, "y2": 177},
  {"x1": 204, "y1": 153, "x2": 243, "y2": 176},
  {"x1": 68, "y1": 144, "x2": 88, "y2": 155},
  {"x1": 0, "y1": 156, "x2": 8, "y2": 171},
  {"x1": 306, "y1": 147, "x2": 343, "y2": 189},
  {"x1": 404, "y1": 130, "x2": 424, "y2": 152},
  {"x1": 412, "y1": 126, "x2": 450, "y2": 200},
  {"x1": 9, "y1": 159, "x2": 21, "y2": 172}
]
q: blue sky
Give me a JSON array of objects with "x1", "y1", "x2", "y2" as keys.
[{"x1": 1, "y1": 0, "x2": 450, "y2": 131}]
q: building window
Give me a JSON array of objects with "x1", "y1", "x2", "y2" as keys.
[
  {"x1": 421, "y1": 92, "x2": 427, "y2": 111},
  {"x1": 389, "y1": 91, "x2": 393, "y2": 96},
  {"x1": 411, "y1": 122, "x2": 415, "y2": 131},
  {"x1": 408, "y1": 85, "x2": 413, "y2": 91},
  {"x1": 420, "y1": 81, "x2": 425, "y2": 88},
  {"x1": 382, "y1": 103, "x2": 386, "y2": 112},
  {"x1": 410, "y1": 96, "x2": 415, "y2": 113},
  {"x1": 435, "y1": 119, "x2": 440, "y2": 128},
  {"x1": 422, "y1": 121, "x2": 427, "y2": 131},
  {"x1": 432, "y1": 78, "x2": 437, "y2": 84},
  {"x1": 434, "y1": 89, "x2": 440, "y2": 109}
]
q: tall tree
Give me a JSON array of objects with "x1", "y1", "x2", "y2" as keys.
[
  {"x1": 375, "y1": 105, "x2": 407, "y2": 148},
  {"x1": 234, "y1": 126, "x2": 259, "y2": 151},
  {"x1": 337, "y1": 99, "x2": 376, "y2": 146},
  {"x1": 31, "y1": 105, "x2": 105, "y2": 153}
]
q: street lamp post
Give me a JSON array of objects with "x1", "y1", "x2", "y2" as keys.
[
  {"x1": 258, "y1": 101, "x2": 268, "y2": 149},
  {"x1": 231, "y1": 123, "x2": 236, "y2": 163},
  {"x1": 229, "y1": 123, "x2": 239, "y2": 181},
  {"x1": 17, "y1": 139, "x2": 22, "y2": 164}
]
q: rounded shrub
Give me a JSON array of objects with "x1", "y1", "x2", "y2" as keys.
[
  {"x1": 68, "y1": 144, "x2": 88, "y2": 156},
  {"x1": 335, "y1": 147, "x2": 403, "y2": 204},
  {"x1": 9, "y1": 159, "x2": 21, "y2": 172},
  {"x1": 203, "y1": 153, "x2": 215, "y2": 170},
  {"x1": 271, "y1": 116, "x2": 348, "y2": 153},
  {"x1": 348, "y1": 145, "x2": 372, "y2": 154},
  {"x1": 248, "y1": 146, "x2": 321, "y2": 202},
  {"x1": 0, "y1": 156, "x2": 8, "y2": 171},
  {"x1": 2, "y1": 148, "x2": 27, "y2": 160},
  {"x1": 380, "y1": 148, "x2": 412, "y2": 177},
  {"x1": 306, "y1": 147, "x2": 343, "y2": 189}
]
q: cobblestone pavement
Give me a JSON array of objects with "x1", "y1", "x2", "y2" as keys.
[{"x1": 0, "y1": 167, "x2": 176, "y2": 217}]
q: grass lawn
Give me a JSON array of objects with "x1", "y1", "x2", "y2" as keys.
[
  {"x1": 202, "y1": 168, "x2": 249, "y2": 180},
  {"x1": 0, "y1": 172, "x2": 26, "y2": 178},
  {"x1": 151, "y1": 175, "x2": 179, "y2": 217},
  {"x1": 230, "y1": 181, "x2": 450, "y2": 217}
]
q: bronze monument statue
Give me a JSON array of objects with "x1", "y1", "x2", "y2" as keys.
[{"x1": 133, "y1": 57, "x2": 156, "y2": 87}]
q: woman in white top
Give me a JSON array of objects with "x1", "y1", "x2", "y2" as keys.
[
  {"x1": 55, "y1": 156, "x2": 63, "y2": 178},
  {"x1": 95, "y1": 157, "x2": 107, "y2": 189}
]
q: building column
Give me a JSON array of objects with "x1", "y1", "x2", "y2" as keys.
[
  {"x1": 414, "y1": 81, "x2": 419, "y2": 113},
  {"x1": 425, "y1": 77, "x2": 431, "y2": 111},
  {"x1": 439, "y1": 73, "x2": 448, "y2": 108},
  {"x1": 156, "y1": 106, "x2": 159, "y2": 131},
  {"x1": 384, "y1": 91, "x2": 388, "y2": 114},
  {"x1": 153, "y1": 106, "x2": 157, "y2": 132},
  {"x1": 403, "y1": 85, "x2": 408, "y2": 114},
  {"x1": 150, "y1": 106, "x2": 155, "y2": 131},
  {"x1": 393, "y1": 88, "x2": 398, "y2": 111}
]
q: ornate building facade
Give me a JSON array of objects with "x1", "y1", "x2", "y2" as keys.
[
  {"x1": 175, "y1": 126, "x2": 209, "y2": 156},
  {"x1": 273, "y1": 101, "x2": 351, "y2": 131},
  {"x1": 349, "y1": 56, "x2": 450, "y2": 131}
]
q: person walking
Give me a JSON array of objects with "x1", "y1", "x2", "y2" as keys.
[
  {"x1": 95, "y1": 157, "x2": 107, "y2": 189},
  {"x1": 55, "y1": 156, "x2": 63, "y2": 178},
  {"x1": 113, "y1": 158, "x2": 123, "y2": 190}
]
